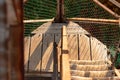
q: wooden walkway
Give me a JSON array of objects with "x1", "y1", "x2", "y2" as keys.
[{"x1": 24, "y1": 22, "x2": 107, "y2": 72}]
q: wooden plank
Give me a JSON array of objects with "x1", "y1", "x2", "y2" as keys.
[
  {"x1": 68, "y1": 34, "x2": 78, "y2": 60},
  {"x1": 24, "y1": 37, "x2": 30, "y2": 71},
  {"x1": 62, "y1": 26, "x2": 68, "y2": 51},
  {"x1": 28, "y1": 34, "x2": 42, "y2": 71},
  {"x1": 79, "y1": 34, "x2": 91, "y2": 60},
  {"x1": 91, "y1": 37, "x2": 107, "y2": 60},
  {"x1": 41, "y1": 34, "x2": 54, "y2": 72}
]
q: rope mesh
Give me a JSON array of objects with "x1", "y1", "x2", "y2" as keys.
[
  {"x1": 64, "y1": 0, "x2": 117, "y2": 19},
  {"x1": 24, "y1": 0, "x2": 57, "y2": 36},
  {"x1": 24, "y1": 0, "x2": 120, "y2": 54}
]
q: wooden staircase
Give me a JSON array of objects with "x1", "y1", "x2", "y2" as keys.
[
  {"x1": 60, "y1": 26, "x2": 120, "y2": 80},
  {"x1": 70, "y1": 60, "x2": 120, "y2": 80}
]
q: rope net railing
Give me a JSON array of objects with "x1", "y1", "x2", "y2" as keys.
[
  {"x1": 24, "y1": 0, "x2": 120, "y2": 67},
  {"x1": 24, "y1": 0, "x2": 57, "y2": 36},
  {"x1": 64, "y1": 0, "x2": 117, "y2": 19}
]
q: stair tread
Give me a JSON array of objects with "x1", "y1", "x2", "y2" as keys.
[
  {"x1": 71, "y1": 76, "x2": 120, "y2": 80},
  {"x1": 70, "y1": 64, "x2": 111, "y2": 71},
  {"x1": 70, "y1": 60, "x2": 106, "y2": 65},
  {"x1": 71, "y1": 70, "x2": 114, "y2": 77}
]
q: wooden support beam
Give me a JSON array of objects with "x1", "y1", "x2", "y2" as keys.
[
  {"x1": 109, "y1": 0, "x2": 120, "y2": 8},
  {"x1": 6, "y1": 0, "x2": 24, "y2": 80},
  {"x1": 67, "y1": 18, "x2": 120, "y2": 24},
  {"x1": 23, "y1": 19, "x2": 54, "y2": 23},
  {"x1": 62, "y1": 26, "x2": 68, "y2": 51},
  {"x1": 60, "y1": 26, "x2": 71, "y2": 80},
  {"x1": 93, "y1": 0, "x2": 119, "y2": 18},
  {"x1": 54, "y1": 0, "x2": 66, "y2": 23}
]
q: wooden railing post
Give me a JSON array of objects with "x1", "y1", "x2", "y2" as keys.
[
  {"x1": 60, "y1": 26, "x2": 71, "y2": 80},
  {"x1": 54, "y1": 0, "x2": 66, "y2": 23}
]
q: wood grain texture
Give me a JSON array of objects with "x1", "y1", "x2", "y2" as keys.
[
  {"x1": 79, "y1": 34, "x2": 91, "y2": 60},
  {"x1": 60, "y1": 26, "x2": 71, "y2": 80},
  {"x1": 91, "y1": 37, "x2": 107, "y2": 60},
  {"x1": 68, "y1": 34, "x2": 78, "y2": 60},
  {"x1": 41, "y1": 34, "x2": 54, "y2": 72},
  {"x1": 29, "y1": 34, "x2": 42, "y2": 71}
]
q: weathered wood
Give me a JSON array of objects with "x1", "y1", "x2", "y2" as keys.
[
  {"x1": 6, "y1": 0, "x2": 24, "y2": 79},
  {"x1": 60, "y1": 26, "x2": 71, "y2": 80},
  {"x1": 70, "y1": 64, "x2": 109, "y2": 71},
  {"x1": 62, "y1": 26, "x2": 68, "y2": 51},
  {"x1": 24, "y1": 37, "x2": 30, "y2": 71},
  {"x1": 93, "y1": 0, "x2": 119, "y2": 18},
  {"x1": 91, "y1": 37, "x2": 107, "y2": 60},
  {"x1": 67, "y1": 17, "x2": 120, "y2": 23},
  {"x1": 71, "y1": 70, "x2": 114, "y2": 77},
  {"x1": 68, "y1": 34, "x2": 78, "y2": 60},
  {"x1": 72, "y1": 76, "x2": 120, "y2": 80},
  {"x1": 79, "y1": 34, "x2": 91, "y2": 60},
  {"x1": 60, "y1": 54, "x2": 71, "y2": 80},
  {"x1": 23, "y1": 19, "x2": 54, "y2": 23},
  {"x1": 70, "y1": 60, "x2": 106, "y2": 65},
  {"x1": 30, "y1": 34, "x2": 42, "y2": 71},
  {"x1": 42, "y1": 34, "x2": 54, "y2": 72},
  {"x1": 54, "y1": 0, "x2": 65, "y2": 22}
]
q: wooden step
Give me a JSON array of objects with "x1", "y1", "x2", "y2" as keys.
[
  {"x1": 71, "y1": 70, "x2": 114, "y2": 77},
  {"x1": 70, "y1": 60, "x2": 106, "y2": 65},
  {"x1": 70, "y1": 64, "x2": 111, "y2": 71},
  {"x1": 71, "y1": 76, "x2": 120, "y2": 80}
]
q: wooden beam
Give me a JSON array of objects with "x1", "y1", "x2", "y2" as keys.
[
  {"x1": 23, "y1": 19, "x2": 54, "y2": 23},
  {"x1": 7, "y1": 0, "x2": 24, "y2": 80},
  {"x1": 109, "y1": 0, "x2": 120, "y2": 8},
  {"x1": 93, "y1": 0, "x2": 119, "y2": 18},
  {"x1": 62, "y1": 26, "x2": 68, "y2": 51},
  {"x1": 60, "y1": 54, "x2": 71, "y2": 80},
  {"x1": 67, "y1": 17, "x2": 120, "y2": 24},
  {"x1": 54, "y1": 0, "x2": 65, "y2": 23},
  {"x1": 60, "y1": 26, "x2": 71, "y2": 80}
]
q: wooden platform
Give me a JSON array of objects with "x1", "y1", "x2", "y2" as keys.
[{"x1": 24, "y1": 22, "x2": 107, "y2": 72}]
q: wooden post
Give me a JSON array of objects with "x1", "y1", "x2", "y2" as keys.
[
  {"x1": 60, "y1": 26, "x2": 71, "y2": 80},
  {"x1": 54, "y1": 0, "x2": 66, "y2": 23},
  {"x1": 6, "y1": 0, "x2": 24, "y2": 80}
]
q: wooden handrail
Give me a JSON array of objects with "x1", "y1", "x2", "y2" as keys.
[
  {"x1": 93, "y1": 0, "x2": 119, "y2": 18},
  {"x1": 23, "y1": 18, "x2": 54, "y2": 23},
  {"x1": 67, "y1": 18, "x2": 120, "y2": 24},
  {"x1": 60, "y1": 26, "x2": 71, "y2": 80}
]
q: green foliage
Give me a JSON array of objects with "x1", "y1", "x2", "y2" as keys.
[{"x1": 115, "y1": 53, "x2": 120, "y2": 68}]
